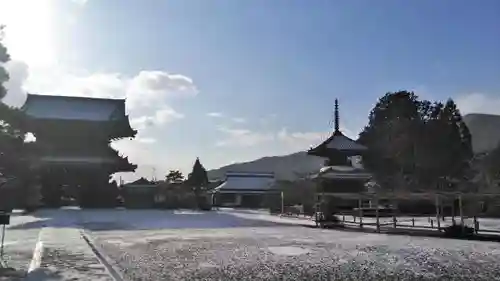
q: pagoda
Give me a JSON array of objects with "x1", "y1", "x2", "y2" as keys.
[
  {"x1": 21, "y1": 94, "x2": 137, "y2": 207},
  {"x1": 308, "y1": 99, "x2": 371, "y2": 214}
]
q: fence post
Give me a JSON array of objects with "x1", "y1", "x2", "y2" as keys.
[
  {"x1": 435, "y1": 194, "x2": 441, "y2": 231},
  {"x1": 358, "y1": 198, "x2": 363, "y2": 229},
  {"x1": 459, "y1": 194, "x2": 464, "y2": 235},
  {"x1": 375, "y1": 197, "x2": 380, "y2": 233},
  {"x1": 280, "y1": 191, "x2": 284, "y2": 215},
  {"x1": 473, "y1": 216, "x2": 479, "y2": 234}
]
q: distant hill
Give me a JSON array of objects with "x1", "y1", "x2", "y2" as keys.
[
  {"x1": 208, "y1": 113, "x2": 500, "y2": 181},
  {"x1": 463, "y1": 113, "x2": 500, "y2": 154},
  {"x1": 207, "y1": 152, "x2": 325, "y2": 181}
]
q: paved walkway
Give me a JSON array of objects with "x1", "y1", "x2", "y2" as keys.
[{"x1": 25, "y1": 227, "x2": 114, "y2": 281}]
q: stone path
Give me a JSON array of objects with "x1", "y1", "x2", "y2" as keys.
[{"x1": 25, "y1": 227, "x2": 114, "y2": 281}]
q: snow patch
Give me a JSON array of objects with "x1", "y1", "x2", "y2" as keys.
[
  {"x1": 106, "y1": 239, "x2": 135, "y2": 247},
  {"x1": 174, "y1": 210, "x2": 205, "y2": 215},
  {"x1": 268, "y1": 246, "x2": 310, "y2": 256}
]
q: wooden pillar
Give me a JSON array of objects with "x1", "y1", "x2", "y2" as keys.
[{"x1": 435, "y1": 194, "x2": 441, "y2": 231}]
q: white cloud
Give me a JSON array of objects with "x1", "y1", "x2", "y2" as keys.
[
  {"x1": 130, "y1": 107, "x2": 184, "y2": 130},
  {"x1": 127, "y1": 71, "x2": 198, "y2": 109},
  {"x1": 215, "y1": 125, "x2": 336, "y2": 150},
  {"x1": 2, "y1": 60, "x2": 196, "y2": 114},
  {"x1": 232, "y1": 117, "x2": 246, "y2": 123},
  {"x1": 216, "y1": 126, "x2": 274, "y2": 147},
  {"x1": 207, "y1": 112, "x2": 223, "y2": 118},
  {"x1": 455, "y1": 93, "x2": 500, "y2": 116},
  {"x1": 277, "y1": 128, "x2": 328, "y2": 150},
  {"x1": 137, "y1": 137, "x2": 157, "y2": 144},
  {"x1": 1, "y1": 58, "x2": 199, "y2": 110},
  {"x1": 71, "y1": 0, "x2": 89, "y2": 5}
]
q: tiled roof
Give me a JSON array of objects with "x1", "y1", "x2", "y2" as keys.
[
  {"x1": 324, "y1": 132, "x2": 368, "y2": 151},
  {"x1": 213, "y1": 172, "x2": 275, "y2": 193},
  {"x1": 308, "y1": 131, "x2": 367, "y2": 156},
  {"x1": 129, "y1": 177, "x2": 155, "y2": 185},
  {"x1": 21, "y1": 94, "x2": 126, "y2": 121}
]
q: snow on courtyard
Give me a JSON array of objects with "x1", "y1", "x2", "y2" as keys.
[
  {"x1": 85, "y1": 209, "x2": 500, "y2": 281},
  {"x1": 3, "y1": 208, "x2": 500, "y2": 280},
  {"x1": 94, "y1": 224, "x2": 500, "y2": 281}
]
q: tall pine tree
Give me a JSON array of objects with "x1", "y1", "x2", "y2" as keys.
[
  {"x1": 358, "y1": 91, "x2": 422, "y2": 191},
  {"x1": 187, "y1": 157, "x2": 209, "y2": 209}
]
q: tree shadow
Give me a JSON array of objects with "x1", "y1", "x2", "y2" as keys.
[
  {"x1": 7, "y1": 219, "x2": 52, "y2": 230},
  {"x1": 8, "y1": 209, "x2": 294, "y2": 231},
  {"x1": 85, "y1": 211, "x2": 292, "y2": 231}
]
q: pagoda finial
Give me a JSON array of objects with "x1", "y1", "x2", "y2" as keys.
[{"x1": 334, "y1": 98, "x2": 340, "y2": 132}]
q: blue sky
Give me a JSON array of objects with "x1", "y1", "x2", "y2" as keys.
[{"x1": 1, "y1": 0, "x2": 499, "y2": 180}]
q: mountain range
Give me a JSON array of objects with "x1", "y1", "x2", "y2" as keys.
[{"x1": 207, "y1": 113, "x2": 500, "y2": 180}]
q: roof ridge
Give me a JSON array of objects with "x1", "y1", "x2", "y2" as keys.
[{"x1": 26, "y1": 94, "x2": 126, "y2": 102}]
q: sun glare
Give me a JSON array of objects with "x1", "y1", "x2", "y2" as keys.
[{"x1": 0, "y1": 0, "x2": 57, "y2": 67}]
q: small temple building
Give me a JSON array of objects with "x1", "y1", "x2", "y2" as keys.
[
  {"x1": 122, "y1": 177, "x2": 158, "y2": 209},
  {"x1": 307, "y1": 99, "x2": 372, "y2": 214},
  {"x1": 22, "y1": 94, "x2": 137, "y2": 207},
  {"x1": 212, "y1": 171, "x2": 278, "y2": 208}
]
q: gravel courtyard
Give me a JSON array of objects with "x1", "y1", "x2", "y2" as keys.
[{"x1": 88, "y1": 211, "x2": 500, "y2": 281}]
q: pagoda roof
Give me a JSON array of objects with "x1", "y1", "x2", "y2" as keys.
[
  {"x1": 21, "y1": 94, "x2": 128, "y2": 122},
  {"x1": 308, "y1": 130, "x2": 368, "y2": 155},
  {"x1": 307, "y1": 99, "x2": 367, "y2": 157}
]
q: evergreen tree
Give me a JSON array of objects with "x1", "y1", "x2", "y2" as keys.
[
  {"x1": 187, "y1": 158, "x2": 209, "y2": 209},
  {"x1": 359, "y1": 92, "x2": 473, "y2": 192},
  {"x1": 358, "y1": 91, "x2": 422, "y2": 190},
  {"x1": 422, "y1": 99, "x2": 474, "y2": 190}
]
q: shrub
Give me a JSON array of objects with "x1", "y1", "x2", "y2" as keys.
[{"x1": 444, "y1": 224, "x2": 475, "y2": 238}]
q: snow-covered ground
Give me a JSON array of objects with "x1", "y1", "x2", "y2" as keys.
[
  {"x1": 83, "y1": 208, "x2": 500, "y2": 280},
  {"x1": 3, "y1": 208, "x2": 500, "y2": 280},
  {"x1": 94, "y1": 225, "x2": 500, "y2": 281}
]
